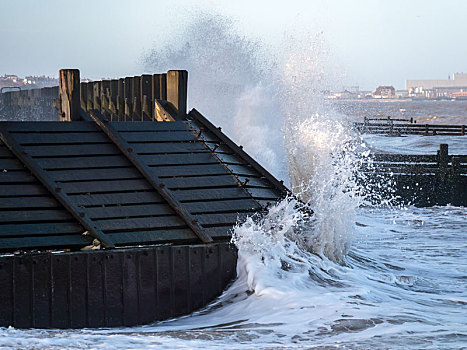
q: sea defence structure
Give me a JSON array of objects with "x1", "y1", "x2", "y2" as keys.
[
  {"x1": 355, "y1": 117, "x2": 466, "y2": 136},
  {"x1": 0, "y1": 69, "x2": 289, "y2": 329},
  {"x1": 362, "y1": 144, "x2": 467, "y2": 206},
  {"x1": 355, "y1": 117, "x2": 467, "y2": 206}
]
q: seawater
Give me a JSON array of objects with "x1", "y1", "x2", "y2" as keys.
[{"x1": 1, "y1": 14, "x2": 466, "y2": 350}]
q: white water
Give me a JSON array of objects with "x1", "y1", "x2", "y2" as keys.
[{"x1": 1, "y1": 13, "x2": 466, "y2": 350}]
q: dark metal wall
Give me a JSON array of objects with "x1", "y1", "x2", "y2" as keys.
[{"x1": 0, "y1": 242, "x2": 237, "y2": 329}]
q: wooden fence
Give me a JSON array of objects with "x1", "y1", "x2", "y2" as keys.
[
  {"x1": 355, "y1": 121, "x2": 466, "y2": 136},
  {"x1": 0, "y1": 70, "x2": 187, "y2": 122},
  {"x1": 361, "y1": 144, "x2": 467, "y2": 206}
]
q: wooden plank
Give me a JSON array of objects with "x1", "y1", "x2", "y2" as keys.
[
  {"x1": 0, "y1": 222, "x2": 84, "y2": 236},
  {"x1": 120, "y1": 131, "x2": 197, "y2": 142},
  {"x1": 0, "y1": 158, "x2": 26, "y2": 170},
  {"x1": 0, "y1": 209, "x2": 73, "y2": 223},
  {"x1": 204, "y1": 226, "x2": 234, "y2": 238},
  {"x1": 59, "y1": 179, "x2": 150, "y2": 194},
  {"x1": 69, "y1": 191, "x2": 163, "y2": 206},
  {"x1": 14, "y1": 132, "x2": 109, "y2": 144},
  {"x1": 152, "y1": 163, "x2": 257, "y2": 177},
  {"x1": 48, "y1": 167, "x2": 141, "y2": 182},
  {"x1": 59, "y1": 69, "x2": 80, "y2": 121},
  {"x1": 111, "y1": 121, "x2": 189, "y2": 131},
  {"x1": 22, "y1": 143, "x2": 120, "y2": 157},
  {"x1": 189, "y1": 109, "x2": 290, "y2": 196},
  {"x1": 0, "y1": 196, "x2": 58, "y2": 209},
  {"x1": 195, "y1": 212, "x2": 250, "y2": 226},
  {"x1": 0, "y1": 127, "x2": 115, "y2": 248},
  {"x1": 0, "y1": 171, "x2": 37, "y2": 183},
  {"x1": 161, "y1": 174, "x2": 270, "y2": 189},
  {"x1": 140, "y1": 153, "x2": 244, "y2": 166},
  {"x1": 173, "y1": 187, "x2": 279, "y2": 202},
  {"x1": 0, "y1": 235, "x2": 89, "y2": 251},
  {"x1": 131, "y1": 142, "x2": 212, "y2": 154},
  {"x1": 109, "y1": 229, "x2": 197, "y2": 245},
  {"x1": 85, "y1": 203, "x2": 173, "y2": 219},
  {"x1": 183, "y1": 199, "x2": 261, "y2": 214},
  {"x1": 1, "y1": 122, "x2": 98, "y2": 133},
  {"x1": 36, "y1": 155, "x2": 130, "y2": 170},
  {"x1": 88, "y1": 111, "x2": 212, "y2": 243},
  {"x1": 97, "y1": 216, "x2": 186, "y2": 231},
  {"x1": 0, "y1": 146, "x2": 12, "y2": 157}
]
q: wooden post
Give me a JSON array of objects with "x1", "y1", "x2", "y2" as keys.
[
  {"x1": 166, "y1": 70, "x2": 187, "y2": 118},
  {"x1": 59, "y1": 69, "x2": 80, "y2": 121},
  {"x1": 439, "y1": 144, "x2": 448, "y2": 168},
  {"x1": 141, "y1": 75, "x2": 152, "y2": 120},
  {"x1": 461, "y1": 125, "x2": 465, "y2": 136}
]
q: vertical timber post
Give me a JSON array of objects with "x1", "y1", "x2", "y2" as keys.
[
  {"x1": 166, "y1": 70, "x2": 187, "y2": 118},
  {"x1": 439, "y1": 144, "x2": 448, "y2": 168},
  {"x1": 59, "y1": 69, "x2": 80, "y2": 121}
]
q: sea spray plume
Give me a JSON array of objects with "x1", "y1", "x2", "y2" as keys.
[
  {"x1": 278, "y1": 33, "x2": 365, "y2": 263},
  {"x1": 231, "y1": 198, "x2": 313, "y2": 294},
  {"x1": 143, "y1": 12, "x2": 284, "y2": 178}
]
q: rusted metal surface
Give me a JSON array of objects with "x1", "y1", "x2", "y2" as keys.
[{"x1": 0, "y1": 242, "x2": 237, "y2": 329}]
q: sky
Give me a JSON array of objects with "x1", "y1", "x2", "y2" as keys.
[{"x1": 0, "y1": 0, "x2": 466, "y2": 90}]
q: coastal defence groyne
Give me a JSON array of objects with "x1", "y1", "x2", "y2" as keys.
[
  {"x1": 362, "y1": 144, "x2": 467, "y2": 206},
  {"x1": 0, "y1": 69, "x2": 289, "y2": 328}
]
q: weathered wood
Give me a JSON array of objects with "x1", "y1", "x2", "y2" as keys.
[
  {"x1": 96, "y1": 215, "x2": 186, "y2": 231},
  {"x1": 112, "y1": 121, "x2": 189, "y2": 131},
  {"x1": 120, "y1": 130, "x2": 196, "y2": 142},
  {"x1": 189, "y1": 109, "x2": 289, "y2": 196},
  {"x1": 108, "y1": 229, "x2": 197, "y2": 245},
  {"x1": 68, "y1": 191, "x2": 163, "y2": 207},
  {"x1": 141, "y1": 75, "x2": 153, "y2": 120},
  {"x1": 130, "y1": 142, "x2": 216, "y2": 154},
  {"x1": 2, "y1": 121, "x2": 98, "y2": 132},
  {"x1": 59, "y1": 179, "x2": 152, "y2": 194},
  {"x1": 0, "y1": 196, "x2": 58, "y2": 209},
  {"x1": 0, "y1": 183, "x2": 48, "y2": 196},
  {"x1": 13, "y1": 132, "x2": 109, "y2": 144},
  {"x1": 22, "y1": 143, "x2": 120, "y2": 157},
  {"x1": 85, "y1": 203, "x2": 173, "y2": 219},
  {"x1": 0, "y1": 209, "x2": 73, "y2": 223},
  {"x1": 0, "y1": 170, "x2": 36, "y2": 183},
  {"x1": 0, "y1": 235, "x2": 89, "y2": 251},
  {"x1": 166, "y1": 70, "x2": 187, "y2": 118},
  {"x1": 131, "y1": 76, "x2": 141, "y2": 120},
  {"x1": 47, "y1": 167, "x2": 141, "y2": 182},
  {"x1": 59, "y1": 69, "x2": 80, "y2": 121},
  {"x1": 0, "y1": 127, "x2": 115, "y2": 248},
  {"x1": 173, "y1": 187, "x2": 278, "y2": 202},
  {"x1": 88, "y1": 110, "x2": 212, "y2": 243},
  {"x1": 150, "y1": 163, "x2": 258, "y2": 177},
  {"x1": 139, "y1": 153, "x2": 244, "y2": 166},
  {"x1": 184, "y1": 199, "x2": 261, "y2": 214},
  {"x1": 36, "y1": 155, "x2": 130, "y2": 170}
]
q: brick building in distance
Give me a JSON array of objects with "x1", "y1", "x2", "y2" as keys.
[{"x1": 372, "y1": 86, "x2": 396, "y2": 99}]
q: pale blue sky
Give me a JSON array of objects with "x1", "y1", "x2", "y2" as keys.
[{"x1": 1, "y1": 0, "x2": 466, "y2": 90}]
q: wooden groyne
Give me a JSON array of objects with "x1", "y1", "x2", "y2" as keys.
[
  {"x1": 0, "y1": 69, "x2": 289, "y2": 329},
  {"x1": 362, "y1": 144, "x2": 467, "y2": 206},
  {"x1": 355, "y1": 117, "x2": 466, "y2": 136}
]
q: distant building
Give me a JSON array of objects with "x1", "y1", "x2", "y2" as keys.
[
  {"x1": 406, "y1": 73, "x2": 467, "y2": 98},
  {"x1": 373, "y1": 86, "x2": 395, "y2": 98}
]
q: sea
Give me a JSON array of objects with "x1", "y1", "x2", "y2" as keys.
[{"x1": 0, "y1": 19, "x2": 466, "y2": 348}]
